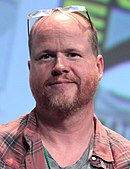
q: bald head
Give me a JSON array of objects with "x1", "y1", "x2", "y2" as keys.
[{"x1": 28, "y1": 11, "x2": 98, "y2": 57}]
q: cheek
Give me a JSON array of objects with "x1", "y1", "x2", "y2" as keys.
[
  {"x1": 72, "y1": 63, "x2": 93, "y2": 78},
  {"x1": 29, "y1": 69, "x2": 46, "y2": 102},
  {"x1": 72, "y1": 63, "x2": 98, "y2": 85},
  {"x1": 30, "y1": 64, "x2": 50, "y2": 82},
  {"x1": 29, "y1": 68, "x2": 45, "y2": 91}
]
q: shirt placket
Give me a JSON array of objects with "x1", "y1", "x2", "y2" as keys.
[
  {"x1": 25, "y1": 134, "x2": 46, "y2": 169},
  {"x1": 25, "y1": 153, "x2": 36, "y2": 169}
]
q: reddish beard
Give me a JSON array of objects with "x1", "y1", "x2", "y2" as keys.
[{"x1": 30, "y1": 74, "x2": 99, "y2": 122}]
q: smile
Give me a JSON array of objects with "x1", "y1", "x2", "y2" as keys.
[{"x1": 49, "y1": 80, "x2": 74, "y2": 86}]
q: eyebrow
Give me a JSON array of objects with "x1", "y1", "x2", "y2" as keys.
[{"x1": 39, "y1": 48, "x2": 82, "y2": 54}]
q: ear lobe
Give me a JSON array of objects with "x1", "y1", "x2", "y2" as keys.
[{"x1": 97, "y1": 55, "x2": 104, "y2": 81}]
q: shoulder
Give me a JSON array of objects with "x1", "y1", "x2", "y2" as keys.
[
  {"x1": 0, "y1": 114, "x2": 29, "y2": 154},
  {"x1": 0, "y1": 114, "x2": 29, "y2": 135},
  {"x1": 105, "y1": 126, "x2": 130, "y2": 148},
  {"x1": 105, "y1": 127, "x2": 130, "y2": 168},
  {"x1": 0, "y1": 114, "x2": 30, "y2": 167},
  {"x1": 94, "y1": 116, "x2": 130, "y2": 168}
]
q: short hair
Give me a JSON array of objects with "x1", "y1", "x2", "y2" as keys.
[{"x1": 28, "y1": 11, "x2": 98, "y2": 58}]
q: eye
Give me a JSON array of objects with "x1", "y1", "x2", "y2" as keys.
[
  {"x1": 38, "y1": 53, "x2": 55, "y2": 61},
  {"x1": 67, "y1": 53, "x2": 81, "y2": 59}
]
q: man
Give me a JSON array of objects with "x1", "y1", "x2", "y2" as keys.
[{"x1": 0, "y1": 6, "x2": 130, "y2": 169}]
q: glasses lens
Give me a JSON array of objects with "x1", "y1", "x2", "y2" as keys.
[
  {"x1": 29, "y1": 9, "x2": 53, "y2": 18},
  {"x1": 62, "y1": 6, "x2": 86, "y2": 12}
]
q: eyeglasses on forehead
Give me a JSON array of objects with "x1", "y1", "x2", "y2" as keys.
[{"x1": 27, "y1": 5, "x2": 94, "y2": 36}]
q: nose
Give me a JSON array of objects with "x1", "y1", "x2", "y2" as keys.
[{"x1": 51, "y1": 55, "x2": 70, "y2": 76}]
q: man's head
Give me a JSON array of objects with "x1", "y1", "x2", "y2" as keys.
[{"x1": 28, "y1": 9, "x2": 104, "y2": 121}]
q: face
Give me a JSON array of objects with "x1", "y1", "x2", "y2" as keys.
[{"x1": 28, "y1": 12, "x2": 104, "y2": 117}]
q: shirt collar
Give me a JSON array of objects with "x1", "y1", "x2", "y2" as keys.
[
  {"x1": 88, "y1": 116, "x2": 114, "y2": 168},
  {"x1": 24, "y1": 110, "x2": 114, "y2": 168},
  {"x1": 91, "y1": 116, "x2": 114, "y2": 162}
]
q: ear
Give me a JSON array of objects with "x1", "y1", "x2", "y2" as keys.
[
  {"x1": 28, "y1": 60, "x2": 31, "y2": 70},
  {"x1": 96, "y1": 55, "x2": 104, "y2": 81}
]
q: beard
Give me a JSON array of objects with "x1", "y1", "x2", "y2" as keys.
[{"x1": 30, "y1": 74, "x2": 99, "y2": 121}]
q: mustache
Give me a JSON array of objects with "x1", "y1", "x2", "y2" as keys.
[{"x1": 44, "y1": 75, "x2": 80, "y2": 86}]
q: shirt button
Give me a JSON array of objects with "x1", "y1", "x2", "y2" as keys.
[{"x1": 91, "y1": 156, "x2": 97, "y2": 161}]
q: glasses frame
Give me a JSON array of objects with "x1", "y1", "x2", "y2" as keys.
[{"x1": 27, "y1": 6, "x2": 94, "y2": 37}]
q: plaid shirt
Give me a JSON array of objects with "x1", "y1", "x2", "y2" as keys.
[{"x1": 0, "y1": 109, "x2": 130, "y2": 169}]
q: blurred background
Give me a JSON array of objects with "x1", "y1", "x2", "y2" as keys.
[{"x1": 0, "y1": 0, "x2": 130, "y2": 139}]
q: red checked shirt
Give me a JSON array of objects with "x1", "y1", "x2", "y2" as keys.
[{"x1": 0, "y1": 109, "x2": 130, "y2": 169}]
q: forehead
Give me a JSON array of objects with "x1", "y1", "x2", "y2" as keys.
[
  {"x1": 32, "y1": 11, "x2": 90, "y2": 38},
  {"x1": 31, "y1": 12, "x2": 92, "y2": 54}
]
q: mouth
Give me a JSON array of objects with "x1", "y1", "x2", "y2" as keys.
[{"x1": 49, "y1": 80, "x2": 75, "y2": 86}]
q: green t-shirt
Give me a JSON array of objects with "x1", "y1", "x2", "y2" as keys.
[{"x1": 44, "y1": 144, "x2": 93, "y2": 169}]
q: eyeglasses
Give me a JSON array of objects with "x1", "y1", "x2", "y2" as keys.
[{"x1": 27, "y1": 5, "x2": 94, "y2": 36}]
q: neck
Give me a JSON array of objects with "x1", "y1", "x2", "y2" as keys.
[
  {"x1": 36, "y1": 103, "x2": 94, "y2": 167},
  {"x1": 36, "y1": 101, "x2": 94, "y2": 146}
]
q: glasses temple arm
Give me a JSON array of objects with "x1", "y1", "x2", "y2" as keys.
[
  {"x1": 85, "y1": 10, "x2": 93, "y2": 30},
  {"x1": 27, "y1": 18, "x2": 30, "y2": 37}
]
